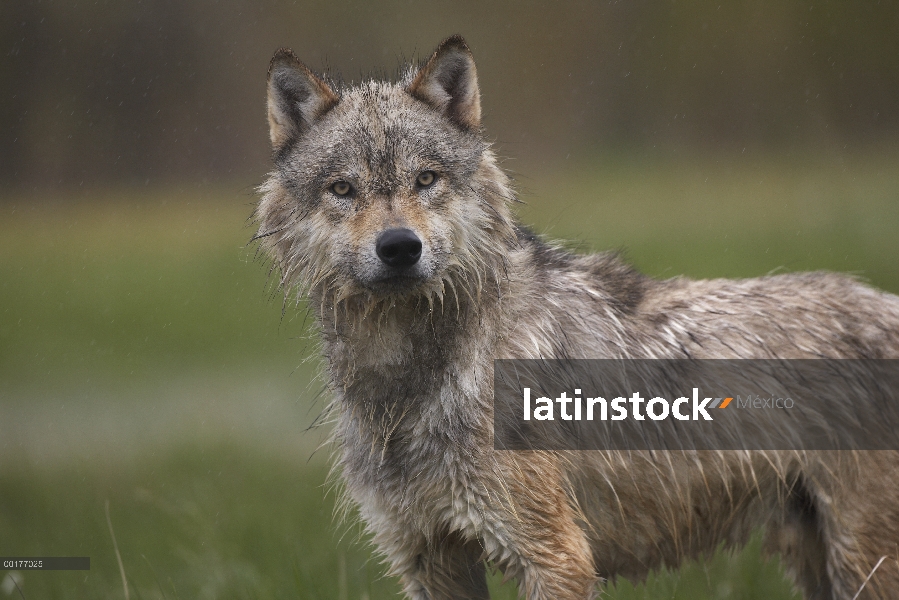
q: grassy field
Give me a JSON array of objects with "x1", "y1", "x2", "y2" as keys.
[{"x1": 1, "y1": 151, "x2": 897, "y2": 598}]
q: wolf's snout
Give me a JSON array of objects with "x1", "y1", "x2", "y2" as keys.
[{"x1": 376, "y1": 228, "x2": 422, "y2": 268}]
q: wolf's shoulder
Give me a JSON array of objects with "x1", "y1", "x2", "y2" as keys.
[{"x1": 513, "y1": 226, "x2": 649, "y2": 316}]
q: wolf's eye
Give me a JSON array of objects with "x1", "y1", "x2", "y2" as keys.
[
  {"x1": 416, "y1": 171, "x2": 437, "y2": 188},
  {"x1": 331, "y1": 181, "x2": 352, "y2": 197}
]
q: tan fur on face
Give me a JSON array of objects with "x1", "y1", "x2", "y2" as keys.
[{"x1": 256, "y1": 36, "x2": 899, "y2": 599}]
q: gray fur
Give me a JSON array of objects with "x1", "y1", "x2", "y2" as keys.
[{"x1": 255, "y1": 36, "x2": 899, "y2": 599}]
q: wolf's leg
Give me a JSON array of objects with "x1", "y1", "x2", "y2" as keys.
[
  {"x1": 394, "y1": 530, "x2": 489, "y2": 600},
  {"x1": 800, "y1": 452, "x2": 899, "y2": 600},
  {"x1": 827, "y1": 495, "x2": 899, "y2": 597},
  {"x1": 376, "y1": 499, "x2": 596, "y2": 599},
  {"x1": 497, "y1": 523, "x2": 598, "y2": 600},
  {"x1": 484, "y1": 454, "x2": 599, "y2": 600},
  {"x1": 356, "y1": 484, "x2": 490, "y2": 599},
  {"x1": 765, "y1": 492, "x2": 833, "y2": 599},
  {"x1": 394, "y1": 523, "x2": 596, "y2": 600}
]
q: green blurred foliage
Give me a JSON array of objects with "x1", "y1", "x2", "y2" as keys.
[{"x1": 0, "y1": 187, "x2": 297, "y2": 389}]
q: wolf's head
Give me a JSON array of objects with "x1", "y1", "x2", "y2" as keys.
[{"x1": 255, "y1": 36, "x2": 515, "y2": 319}]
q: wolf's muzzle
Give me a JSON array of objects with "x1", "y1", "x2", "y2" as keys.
[{"x1": 376, "y1": 228, "x2": 422, "y2": 268}]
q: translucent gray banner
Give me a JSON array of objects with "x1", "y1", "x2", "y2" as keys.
[{"x1": 493, "y1": 360, "x2": 899, "y2": 450}]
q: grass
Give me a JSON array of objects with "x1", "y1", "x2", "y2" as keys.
[
  {"x1": 1, "y1": 150, "x2": 897, "y2": 598},
  {"x1": 0, "y1": 444, "x2": 798, "y2": 600},
  {"x1": 0, "y1": 444, "x2": 400, "y2": 599},
  {"x1": 519, "y1": 150, "x2": 899, "y2": 290}
]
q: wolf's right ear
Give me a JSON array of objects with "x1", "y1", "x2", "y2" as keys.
[
  {"x1": 267, "y1": 48, "x2": 338, "y2": 151},
  {"x1": 407, "y1": 35, "x2": 481, "y2": 131}
]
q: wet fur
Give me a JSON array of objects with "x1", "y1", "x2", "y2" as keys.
[{"x1": 255, "y1": 36, "x2": 899, "y2": 599}]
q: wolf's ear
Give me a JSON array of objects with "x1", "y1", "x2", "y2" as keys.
[
  {"x1": 267, "y1": 48, "x2": 338, "y2": 150},
  {"x1": 407, "y1": 35, "x2": 481, "y2": 131}
]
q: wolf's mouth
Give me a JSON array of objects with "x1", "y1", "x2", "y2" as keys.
[{"x1": 366, "y1": 272, "x2": 429, "y2": 294}]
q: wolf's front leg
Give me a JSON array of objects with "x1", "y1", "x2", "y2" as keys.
[
  {"x1": 391, "y1": 521, "x2": 597, "y2": 600},
  {"x1": 360, "y1": 492, "x2": 489, "y2": 598},
  {"x1": 392, "y1": 530, "x2": 489, "y2": 600},
  {"x1": 494, "y1": 523, "x2": 598, "y2": 600},
  {"x1": 477, "y1": 453, "x2": 599, "y2": 599}
]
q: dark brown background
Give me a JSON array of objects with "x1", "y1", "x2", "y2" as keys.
[{"x1": 3, "y1": 0, "x2": 898, "y2": 191}]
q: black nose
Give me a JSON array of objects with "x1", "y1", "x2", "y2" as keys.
[{"x1": 376, "y1": 228, "x2": 422, "y2": 268}]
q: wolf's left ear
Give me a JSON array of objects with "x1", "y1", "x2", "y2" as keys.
[
  {"x1": 407, "y1": 35, "x2": 481, "y2": 131},
  {"x1": 267, "y1": 48, "x2": 339, "y2": 150}
]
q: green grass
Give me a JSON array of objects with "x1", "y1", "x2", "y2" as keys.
[
  {"x1": 0, "y1": 187, "x2": 306, "y2": 390},
  {"x1": 1, "y1": 151, "x2": 897, "y2": 598},
  {"x1": 0, "y1": 444, "x2": 401, "y2": 599},
  {"x1": 0, "y1": 444, "x2": 798, "y2": 600},
  {"x1": 520, "y1": 150, "x2": 899, "y2": 291}
]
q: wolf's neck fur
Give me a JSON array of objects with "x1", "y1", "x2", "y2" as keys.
[
  {"x1": 315, "y1": 248, "x2": 507, "y2": 382},
  {"x1": 310, "y1": 254, "x2": 509, "y2": 457}
]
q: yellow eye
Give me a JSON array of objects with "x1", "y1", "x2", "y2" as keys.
[
  {"x1": 416, "y1": 171, "x2": 436, "y2": 187},
  {"x1": 331, "y1": 180, "x2": 352, "y2": 196}
]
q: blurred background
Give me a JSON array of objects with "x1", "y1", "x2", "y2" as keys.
[{"x1": 1, "y1": 1, "x2": 898, "y2": 598}]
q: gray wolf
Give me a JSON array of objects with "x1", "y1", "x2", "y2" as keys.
[{"x1": 254, "y1": 35, "x2": 899, "y2": 599}]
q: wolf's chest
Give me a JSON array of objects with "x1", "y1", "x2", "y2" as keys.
[{"x1": 337, "y1": 371, "x2": 490, "y2": 481}]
